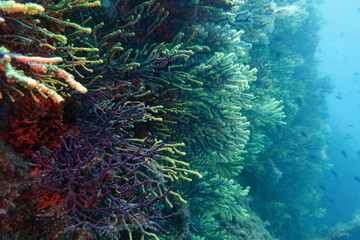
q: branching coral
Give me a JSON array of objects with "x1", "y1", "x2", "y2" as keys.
[
  {"x1": 183, "y1": 173, "x2": 250, "y2": 239},
  {"x1": 134, "y1": 1, "x2": 257, "y2": 170},
  {"x1": 0, "y1": 0, "x2": 100, "y2": 103},
  {"x1": 253, "y1": 97, "x2": 286, "y2": 127},
  {"x1": 0, "y1": 141, "x2": 86, "y2": 239},
  {"x1": 244, "y1": 132, "x2": 271, "y2": 162},
  {"x1": 239, "y1": 1, "x2": 332, "y2": 239},
  {"x1": 31, "y1": 95, "x2": 200, "y2": 239},
  {"x1": 0, "y1": 0, "x2": 295, "y2": 239},
  {"x1": 0, "y1": 0, "x2": 44, "y2": 15},
  {"x1": 0, "y1": 47, "x2": 86, "y2": 103},
  {"x1": 33, "y1": 134, "x2": 173, "y2": 238},
  {"x1": 196, "y1": 23, "x2": 251, "y2": 55},
  {"x1": 238, "y1": 0, "x2": 277, "y2": 45},
  {"x1": 182, "y1": 52, "x2": 257, "y2": 164}
]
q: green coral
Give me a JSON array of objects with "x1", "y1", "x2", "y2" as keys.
[
  {"x1": 253, "y1": 97, "x2": 286, "y2": 127},
  {"x1": 239, "y1": 1, "x2": 332, "y2": 239},
  {"x1": 184, "y1": 52, "x2": 256, "y2": 165},
  {"x1": 181, "y1": 172, "x2": 250, "y2": 239}
]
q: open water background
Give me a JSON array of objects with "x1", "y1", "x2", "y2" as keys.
[{"x1": 317, "y1": 0, "x2": 360, "y2": 226}]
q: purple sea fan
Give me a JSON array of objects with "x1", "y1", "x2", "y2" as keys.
[{"x1": 33, "y1": 97, "x2": 175, "y2": 237}]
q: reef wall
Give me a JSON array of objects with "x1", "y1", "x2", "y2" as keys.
[{"x1": 0, "y1": 0, "x2": 331, "y2": 239}]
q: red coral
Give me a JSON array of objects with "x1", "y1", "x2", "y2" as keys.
[
  {"x1": 4, "y1": 95, "x2": 68, "y2": 157},
  {"x1": 0, "y1": 142, "x2": 88, "y2": 239}
]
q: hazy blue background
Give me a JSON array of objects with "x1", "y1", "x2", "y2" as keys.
[{"x1": 317, "y1": 0, "x2": 360, "y2": 226}]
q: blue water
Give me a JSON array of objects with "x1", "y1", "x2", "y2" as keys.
[{"x1": 318, "y1": 0, "x2": 360, "y2": 226}]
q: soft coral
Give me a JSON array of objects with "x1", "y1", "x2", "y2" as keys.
[{"x1": 4, "y1": 95, "x2": 67, "y2": 158}]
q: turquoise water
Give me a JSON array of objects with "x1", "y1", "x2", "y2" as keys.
[{"x1": 317, "y1": 0, "x2": 360, "y2": 235}]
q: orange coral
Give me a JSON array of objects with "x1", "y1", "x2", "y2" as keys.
[
  {"x1": 37, "y1": 192, "x2": 63, "y2": 210},
  {"x1": 4, "y1": 95, "x2": 67, "y2": 157}
]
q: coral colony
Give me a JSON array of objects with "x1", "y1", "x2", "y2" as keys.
[
  {"x1": 32, "y1": 98, "x2": 175, "y2": 236},
  {"x1": 0, "y1": 0, "x2": 331, "y2": 239}
]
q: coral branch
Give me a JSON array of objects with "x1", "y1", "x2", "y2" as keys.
[
  {"x1": 0, "y1": 0, "x2": 44, "y2": 15},
  {"x1": 0, "y1": 48, "x2": 87, "y2": 103}
]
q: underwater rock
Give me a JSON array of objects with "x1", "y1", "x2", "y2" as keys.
[{"x1": 328, "y1": 209, "x2": 360, "y2": 240}]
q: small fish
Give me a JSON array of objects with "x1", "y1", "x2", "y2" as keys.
[
  {"x1": 336, "y1": 95, "x2": 343, "y2": 100},
  {"x1": 357, "y1": 150, "x2": 360, "y2": 158},
  {"x1": 319, "y1": 185, "x2": 326, "y2": 191},
  {"x1": 300, "y1": 131, "x2": 307, "y2": 137},
  {"x1": 341, "y1": 150, "x2": 347, "y2": 158},
  {"x1": 354, "y1": 176, "x2": 360, "y2": 183},
  {"x1": 355, "y1": 72, "x2": 359, "y2": 76},
  {"x1": 325, "y1": 196, "x2": 335, "y2": 203},
  {"x1": 330, "y1": 169, "x2": 338, "y2": 177},
  {"x1": 345, "y1": 133, "x2": 353, "y2": 139},
  {"x1": 348, "y1": 124, "x2": 354, "y2": 128}
]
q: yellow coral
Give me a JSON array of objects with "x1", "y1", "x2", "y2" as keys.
[{"x1": 0, "y1": 0, "x2": 44, "y2": 15}]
